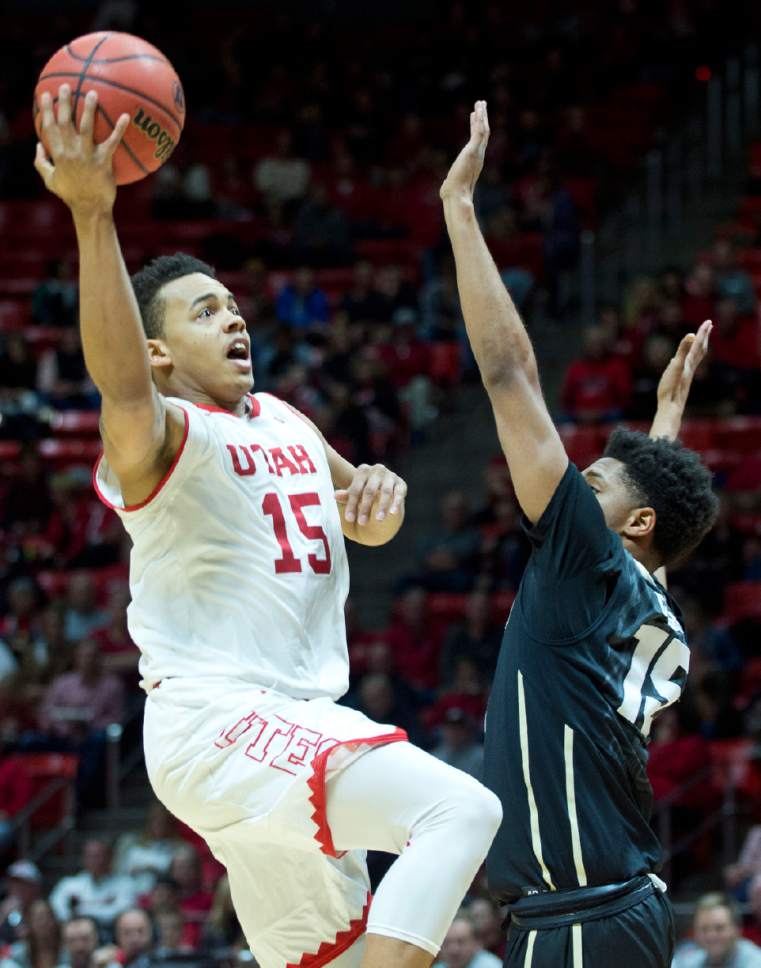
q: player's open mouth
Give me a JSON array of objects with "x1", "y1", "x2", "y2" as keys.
[{"x1": 226, "y1": 339, "x2": 251, "y2": 369}]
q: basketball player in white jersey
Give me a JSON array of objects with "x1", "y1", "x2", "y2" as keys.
[{"x1": 34, "y1": 86, "x2": 502, "y2": 968}]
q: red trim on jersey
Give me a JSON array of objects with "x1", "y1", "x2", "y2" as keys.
[
  {"x1": 286, "y1": 894, "x2": 370, "y2": 968},
  {"x1": 306, "y1": 728, "x2": 408, "y2": 857},
  {"x1": 92, "y1": 407, "x2": 190, "y2": 513},
  {"x1": 192, "y1": 394, "x2": 261, "y2": 418}
]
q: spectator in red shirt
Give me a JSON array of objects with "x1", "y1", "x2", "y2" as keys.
[
  {"x1": 561, "y1": 326, "x2": 631, "y2": 422},
  {"x1": 382, "y1": 586, "x2": 444, "y2": 690},
  {"x1": 0, "y1": 751, "x2": 32, "y2": 855},
  {"x1": 712, "y1": 296, "x2": 761, "y2": 371},
  {"x1": 90, "y1": 586, "x2": 139, "y2": 680}
]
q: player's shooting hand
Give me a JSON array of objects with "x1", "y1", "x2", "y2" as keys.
[
  {"x1": 657, "y1": 319, "x2": 712, "y2": 411},
  {"x1": 440, "y1": 100, "x2": 490, "y2": 204},
  {"x1": 335, "y1": 464, "x2": 407, "y2": 527},
  {"x1": 33, "y1": 85, "x2": 130, "y2": 217}
]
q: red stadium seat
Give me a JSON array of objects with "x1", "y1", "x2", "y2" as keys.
[
  {"x1": 679, "y1": 419, "x2": 720, "y2": 453},
  {"x1": 427, "y1": 593, "x2": 467, "y2": 622},
  {"x1": 49, "y1": 411, "x2": 101, "y2": 437},
  {"x1": 493, "y1": 591, "x2": 516, "y2": 621},
  {"x1": 558, "y1": 425, "x2": 606, "y2": 467},
  {"x1": 0, "y1": 300, "x2": 28, "y2": 330},
  {"x1": 16, "y1": 752, "x2": 78, "y2": 830},
  {"x1": 717, "y1": 417, "x2": 761, "y2": 455},
  {"x1": 38, "y1": 438, "x2": 101, "y2": 465},
  {"x1": 0, "y1": 441, "x2": 22, "y2": 461},
  {"x1": 709, "y1": 739, "x2": 761, "y2": 803},
  {"x1": 428, "y1": 342, "x2": 462, "y2": 385},
  {"x1": 723, "y1": 582, "x2": 761, "y2": 623}
]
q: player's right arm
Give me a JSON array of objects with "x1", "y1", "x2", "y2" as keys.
[
  {"x1": 441, "y1": 102, "x2": 567, "y2": 524},
  {"x1": 34, "y1": 85, "x2": 184, "y2": 500}
]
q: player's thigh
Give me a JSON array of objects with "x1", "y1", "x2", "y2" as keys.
[{"x1": 325, "y1": 739, "x2": 493, "y2": 854}]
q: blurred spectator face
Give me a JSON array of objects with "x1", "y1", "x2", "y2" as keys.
[
  {"x1": 441, "y1": 710, "x2": 474, "y2": 750},
  {"x1": 715, "y1": 296, "x2": 738, "y2": 330},
  {"x1": 452, "y1": 657, "x2": 483, "y2": 694},
  {"x1": 74, "y1": 640, "x2": 101, "y2": 678},
  {"x1": 366, "y1": 641, "x2": 394, "y2": 675},
  {"x1": 651, "y1": 705, "x2": 679, "y2": 743},
  {"x1": 83, "y1": 840, "x2": 112, "y2": 879},
  {"x1": 659, "y1": 269, "x2": 683, "y2": 300},
  {"x1": 149, "y1": 878, "x2": 180, "y2": 915},
  {"x1": 352, "y1": 260, "x2": 374, "y2": 290},
  {"x1": 582, "y1": 326, "x2": 609, "y2": 361},
  {"x1": 659, "y1": 300, "x2": 684, "y2": 333},
  {"x1": 170, "y1": 847, "x2": 201, "y2": 892},
  {"x1": 440, "y1": 917, "x2": 479, "y2": 968},
  {"x1": 484, "y1": 461, "x2": 511, "y2": 502},
  {"x1": 40, "y1": 607, "x2": 66, "y2": 649},
  {"x1": 293, "y1": 267, "x2": 314, "y2": 294},
  {"x1": 465, "y1": 592, "x2": 491, "y2": 627},
  {"x1": 397, "y1": 587, "x2": 427, "y2": 627},
  {"x1": 274, "y1": 130, "x2": 293, "y2": 157},
  {"x1": 713, "y1": 239, "x2": 736, "y2": 271},
  {"x1": 155, "y1": 911, "x2": 184, "y2": 951},
  {"x1": 643, "y1": 334, "x2": 676, "y2": 373},
  {"x1": 115, "y1": 910, "x2": 153, "y2": 960},
  {"x1": 63, "y1": 918, "x2": 99, "y2": 968},
  {"x1": 376, "y1": 265, "x2": 402, "y2": 296},
  {"x1": 440, "y1": 491, "x2": 469, "y2": 530},
  {"x1": 689, "y1": 262, "x2": 714, "y2": 296},
  {"x1": 7, "y1": 579, "x2": 37, "y2": 619},
  {"x1": 145, "y1": 802, "x2": 175, "y2": 841},
  {"x1": 68, "y1": 574, "x2": 97, "y2": 612},
  {"x1": 106, "y1": 585, "x2": 130, "y2": 625},
  {"x1": 359, "y1": 674, "x2": 395, "y2": 720},
  {"x1": 693, "y1": 904, "x2": 739, "y2": 963},
  {"x1": 469, "y1": 898, "x2": 502, "y2": 951}
]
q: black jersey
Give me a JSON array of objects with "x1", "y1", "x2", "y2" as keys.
[{"x1": 484, "y1": 464, "x2": 688, "y2": 903}]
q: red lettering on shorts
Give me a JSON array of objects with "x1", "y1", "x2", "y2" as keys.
[
  {"x1": 271, "y1": 724, "x2": 322, "y2": 775},
  {"x1": 214, "y1": 711, "x2": 266, "y2": 749}
]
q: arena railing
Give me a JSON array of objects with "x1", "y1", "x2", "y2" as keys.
[{"x1": 579, "y1": 44, "x2": 761, "y2": 319}]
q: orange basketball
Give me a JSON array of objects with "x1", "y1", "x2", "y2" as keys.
[{"x1": 34, "y1": 31, "x2": 185, "y2": 186}]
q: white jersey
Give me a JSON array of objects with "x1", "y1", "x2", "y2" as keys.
[{"x1": 94, "y1": 392, "x2": 350, "y2": 699}]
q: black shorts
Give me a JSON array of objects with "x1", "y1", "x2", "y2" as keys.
[{"x1": 503, "y1": 877, "x2": 675, "y2": 968}]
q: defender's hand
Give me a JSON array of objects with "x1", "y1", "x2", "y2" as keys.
[
  {"x1": 440, "y1": 100, "x2": 490, "y2": 203},
  {"x1": 657, "y1": 319, "x2": 712, "y2": 411},
  {"x1": 33, "y1": 85, "x2": 129, "y2": 217},
  {"x1": 335, "y1": 464, "x2": 407, "y2": 526}
]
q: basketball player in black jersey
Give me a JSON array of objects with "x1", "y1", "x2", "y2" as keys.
[{"x1": 441, "y1": 102, "x2": 719, "y2": 967}]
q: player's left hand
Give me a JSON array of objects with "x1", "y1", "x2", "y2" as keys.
[
  {"x1": 657, "y1": 318, "x2": 712, "y2": 411},
  {"x1": 440, "y1": 100, "x2": 490, "y2": 203},
  {"x1": 335, "y1": 464, "x2": 407, "y2": 526}
]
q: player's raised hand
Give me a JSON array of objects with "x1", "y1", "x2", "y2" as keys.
[
  {"x1": 335, "y1": 464, "x2": 407, "y2": 527},
  {"x1": 33, "y1": 85, "x2": 130, "y2": 216},
  {"x1": 440, "y1": 100, "x2": 490, "y2": 203},
  {"x1": 650, "y1": 319, "x2": 712, "y2": 441},
  {"x1": 657, "y1": 319, "x2": 713, "y2": 410}
]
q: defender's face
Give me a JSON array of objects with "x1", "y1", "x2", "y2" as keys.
[
  {"x1": 582, "y1": 457, "x2": 637, "y2": 532},
  {"x1": 156, "y1": 273, "x2": 253, "y2": 404}
]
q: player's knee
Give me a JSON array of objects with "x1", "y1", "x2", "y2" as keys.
[{"x1": 448, "y1": 781, "x2": 503, "y2": 845}]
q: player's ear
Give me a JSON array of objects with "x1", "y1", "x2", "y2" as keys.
[
  {"x1": 621, "y1": 505, "x2": 656, "y2": 540},
  {"x1": 147, "y1": 338, "x2": 172, "y2": 370}
]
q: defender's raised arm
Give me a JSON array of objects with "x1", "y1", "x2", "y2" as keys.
[
  {"x1": 440, "y1": 101, "x2": 567, "y2": 523},
  {"x1": 34, "y1": 85, "x2": 180, "y2": 494}
]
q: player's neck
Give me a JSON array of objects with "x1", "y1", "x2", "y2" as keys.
[
  {"x1": 622, "y1": 536, "x2": 660, "y2": 575},
  {"x1": 166, "y1": 385, "x2": 250, "y2": 417}
]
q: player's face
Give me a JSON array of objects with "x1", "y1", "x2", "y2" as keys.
[
  {"x1": 153, "y1": 273, "x2": 253, "y2": 406},
  {"x1": 582, "y1": 457, "x2": 647, "y2": 534},
  {"x1": 694, "y1": 907, "x2": 739, "y2": 961}
]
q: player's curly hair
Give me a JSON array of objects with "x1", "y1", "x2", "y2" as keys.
[
  {"x1": 131, "y1": 253, "x2": 216, "y2": 339},
  {"x1": 604, "y1": 428, "x2": 718, "y2": 567}
]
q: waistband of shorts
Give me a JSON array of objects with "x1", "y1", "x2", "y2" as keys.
[{"x1": 508, "y1": 874, "x2": 660, "y2": 929}]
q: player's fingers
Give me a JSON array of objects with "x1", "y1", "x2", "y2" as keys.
[
  {"x1": 79, "y1": 90, "x2": 98, "y2": 147},
  {"x1": 100, "y1": 113, "x2": 130, "y2": 161},
  {"x1": 33, "y1": 142, "x2": 54, "y2": 183},
  {"x1": 357, "y1": 467, "x2": 385, "y2": 525},
  {"x1": 389, "y1": 477, "x2": 408, "y2": 516},
  {"x1": 56, "y1": 84, "x2": 73, "y2": 132},
  {"x1": 39, "y1": 91, "x2": 64, "y2": 156},
  {"x1": 373, "y1": 471, "x2": 398, "y2": 521},
  {"x1": 342, "y1": 465, "x2": 370, "y2": 522}
]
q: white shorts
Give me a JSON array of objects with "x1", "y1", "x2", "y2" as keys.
[{"x1": 143, "y1": 677, "x2": 406, "y2": 967}]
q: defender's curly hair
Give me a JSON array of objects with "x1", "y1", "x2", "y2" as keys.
[
  {"x1": 131, "y1": 253, "x2": 216, "y2": 339},
  {"x1": 604, "y1": 428, "x2": 718, "y2": 567}
]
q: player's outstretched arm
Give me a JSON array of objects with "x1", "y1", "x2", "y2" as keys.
[
  {"x1": 441, "y1": 102, "x2": 567, "y2": 523},
  {"x1": 649, "y1": 320, "x2": 712, "y2": 441},
  {"x1": 34, "y1": 85, "x2": 181, "y2": 489}
]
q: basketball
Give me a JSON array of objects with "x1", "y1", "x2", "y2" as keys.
[{"x1": 34, "y1": 31, "x2": 185, "y2": 186}]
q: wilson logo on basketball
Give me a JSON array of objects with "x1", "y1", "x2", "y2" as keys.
[{"x1": 132, "y1": 107, "x2": 176, "y2": 161}]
